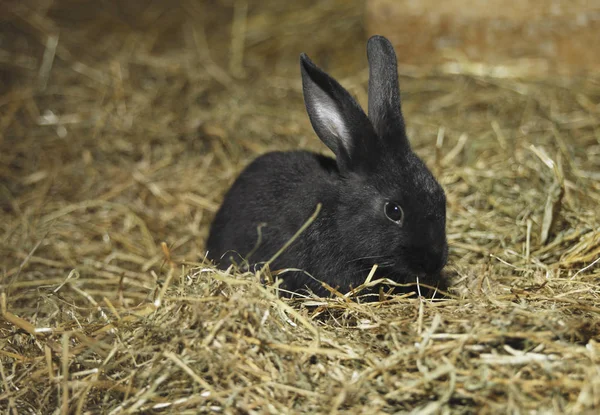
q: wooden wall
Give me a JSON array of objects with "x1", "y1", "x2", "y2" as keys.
[{"x1": 366, "y1": 0, "x2": 600, "y2": 77}]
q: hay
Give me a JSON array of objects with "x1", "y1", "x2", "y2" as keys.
[{"x1": 1, "y1": 0, "x2": 599, "y2": 413}]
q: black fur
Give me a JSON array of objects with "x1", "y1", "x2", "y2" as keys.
[{"x1": 206, "y1": 35, "x2": 448, "y2": 297}]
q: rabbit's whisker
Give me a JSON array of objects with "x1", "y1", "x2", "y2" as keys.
[{"x1": 346, "y1": 255, "x2": 387, "y2": 264}]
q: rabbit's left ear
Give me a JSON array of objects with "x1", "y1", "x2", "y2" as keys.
[
  {"x1": 367, "y1": 35, "x2": 409, "y2": 149},
  {"x1": 301, "y1": 53, "x2": 378, "y2": 173}
]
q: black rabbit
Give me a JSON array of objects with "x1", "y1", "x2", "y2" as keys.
[{"x1": 206, "y1": 35, "x2": 448, "y2": 297}]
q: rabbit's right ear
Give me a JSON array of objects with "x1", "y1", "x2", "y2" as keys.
[
  {"x1": 300, "y1": 53, "x2": 376, "y2": 172},
  {"x1": 367, "y1": 35, "x2": 408, "y2": 149}
]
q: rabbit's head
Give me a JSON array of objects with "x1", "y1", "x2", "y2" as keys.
[{"x1": 301, "y1": 36, "x2": 447, "y2": 283}]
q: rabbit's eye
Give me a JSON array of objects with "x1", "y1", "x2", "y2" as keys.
[{"x1": 384, "y1": 202, "x2": 404, "y2": 225}]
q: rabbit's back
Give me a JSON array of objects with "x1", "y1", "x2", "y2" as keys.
[{"x1": 206, "y1": 150, "x2": 337, "y2": 268}]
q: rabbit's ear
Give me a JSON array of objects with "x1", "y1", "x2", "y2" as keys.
[
  {"x1": 300, "y1": 53, "x2": 376, "y2": 172},
  {"x1": 367, "y1": 35, "x2": 408, "y2": 148}
]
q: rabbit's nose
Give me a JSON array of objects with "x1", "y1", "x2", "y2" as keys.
[
  {"x1": 432, "y1": 240, "x2": 447, "y2": 259},
  {"x1": 423, "y1": 255, "x2": 445, "y2": 275},
  {"x1": 433, "y1": 242, "x2": 449, "y2": 270},
  {"x1": 411, "y1": 242, "x2": 447, "y2": 275}
]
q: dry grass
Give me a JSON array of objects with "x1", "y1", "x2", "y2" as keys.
[{"x1": 1, "y1": 0, "x2": 600, "y2": 413}]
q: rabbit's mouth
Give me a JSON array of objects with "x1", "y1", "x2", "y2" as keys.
[
  {"x1": 376, "y1": 260, "x2": 443, "y2": 283},
  {"x1": 404, "y1": 244, "x2": 448, "y2": 276},
  {"x1": 373, "y1": 263, "x2": 449, "y2": 296}
]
